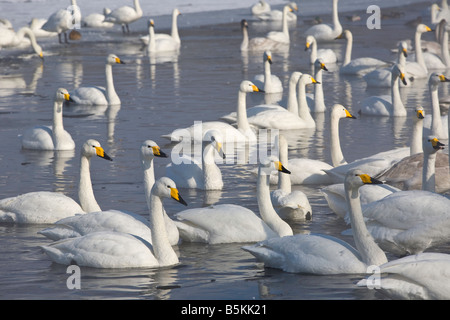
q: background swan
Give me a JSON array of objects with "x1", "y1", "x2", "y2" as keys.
[
  {"x1": 162, "y1": 80, "x2": 260, "y2": 143},
  {"x1": 423, "y1": 73, "x2": 450, "y2": 139},
  {"x1": 140, "y1": 8, "x2": 181, "y2": 48},
  {"x1": 146, "y1": 19, "x2": 180, "y2": 54},
  {"x1": 104, "y1": 0, "x2": 143, "y2": 33},
  {"x1": 253, "y1": 50, "x2": 283, "y2": 93},
  {"x1": 251, "y1": 0, "x2": 271, "y2": 16},
  {"x1": 271, "y1": 135, "x2": 312, "y2": 220},
  {"x1": 405, "y1": 24, "x2": 432, "y2": 79},
  {"x1": 0, "y1": 139, "x2": 112, "y2": 224},
  {"x1": 69, "y1": 54, "x2": 124, "y2": 106},
  {"x1": 41, "y1": 177, "x2": 187, "y2": 269},
  {"x1": 255, "y1": 2, "x2": 298, "y2": 22},
  {"x1": 307, "y1": 59, "x2": 329, "y2": 113},
  {"x1": 305, "y1": 0, "x2": 342, "y2": 42},
  {"x1": 82, "y1": 8, "x2": 114, "y2": 28},
  {"x1": 21, "y1": 88, "x2": 75, "y2": 151},
  {"x1": 242, "y1": 169, "x2": 388, "y2": 274},
  {"x1": 359, "y1": 64, "x2": 408, "y2": 117},
  {"x1": 305, "y1": 35, "x2": 337, "y2": 65},
  {"x1": 165, "y1": 130, "x2": 226, "y2": 190},
  {"x1": 42, "y1": 0, "x2": 81, "y2": 43},
  {"x1": 240, "y1": 19, "x2": 288, "y2": 52},
  {"x1": 264, "y1": 4, "x2": 293, "y2": 44},
  {"x1": 337, "y1": 29, "x2": 390, "y2": 75},
  {"x1": 0, "y1": 24, "x2": 44, "y2": 58},
  {"x1": 173, "y1": 157, "x2": 293, "y2": 244},
  {"x1": 39, "y1": 140, "x2": 180, "y2": 246},
  {"x1": 28, "y1": 18, "x2": 58, "y2": 37}
]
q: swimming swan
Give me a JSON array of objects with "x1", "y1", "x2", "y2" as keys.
[
  {"x1": 0, "y1": 24, "x2": 44, "y2": 58},
  {"x1": 242, "y1": 169, "x2": 388, "y2": 274},
  {"x1": 255, "y1": 2, "x2": 298, "y2": 22},
  {"x1": 305, "y1": 0, "x2": 342, "y2": 42},
  {"x1": 173, "y1": 157, "x2": 293, "y2": 244},
  {"x1": 165, "y1": 130, "x2": 226, "y2": 190},
  {"x1": 251, "y1": 0, "x2": 271, "y2": 16},
  {"x1": 104, "y1": 0, "x2": 143, "y2": 33},
  {"x1": 82, "y1": 8, "x2": 114, "y2": 28},
  {"x1": 240, "y1": 19, "x2": 289, "y2": 52},
  {"x1": 146, "y1": 19, "x2": 180, "y2": 54},
  {"x1": 264, "y1": 4, "x2": 294, "y2": 44},
  {"x1": 0, "y1": 139, "x2": 112, "y2": 224},
  {"x1": 405, "y1": 24, "x2": 432, "y2": 79},
  {"x1": 253, "y1": 50, "x2": 283, "y2": 93},
  {"x1": 21, "y1": 88, "x2": 75, "y2": 151},
  {"x1": 40, "y1": 177, "x2": 187, "y2": 269},
  {"x1": 69, "y1": 54, "x2": 124, "y2": 106},
  {"x1": 140, "y1": 8, "x2": 181, "y2": 47},
  {"x1": 305, "y1": 35, "x2": 337, "y2": 65},
  {"x1": 423, "y1": 73, "x2": 450, "y2": 139}
]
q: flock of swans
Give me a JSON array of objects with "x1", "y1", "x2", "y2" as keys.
[{"x1": 3, "y1": 0, "x2": 450, "y2": 299}]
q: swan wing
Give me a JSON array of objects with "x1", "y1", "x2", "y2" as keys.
[{"x1": 70, "y1": 86, "x2": 108, "y2": 105}]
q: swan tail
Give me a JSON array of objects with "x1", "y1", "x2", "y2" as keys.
[{"x1": 38, "y1": 226, "x2": 81, "y2": 241}]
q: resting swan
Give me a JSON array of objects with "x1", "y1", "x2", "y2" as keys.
[
  {"x1": 162, "y1": 80, "x2": 260, "y2": 143},
  {"x1": 82, "y1": 8, "x2": 114, "y2": 28},
  {"x1": 173, "y1": 157, "x2": 293, "y2": 244},
  {"x1": 305, "y1": 0, "x2": 342, "y2": 42},
  {"x1": 240, "y1": 19, "x2": 289, "y2": 52},
  {"x1": 405, "y1": 24, "x2": 432, "y2": 79},
  {"x1": 165, "y1": 130, "x2": 226, "y2": 190},
  {"x1": 251, "y1": 0, "x2": 271, "y2": 16},
  {"x1": 305, "y1": 35, "x2": 337, "y2": 65},
  {"x1": 253, "y1": 50, "x2": 283, "y2": 93},
  {"x1": 140, "y1": 8, "x2": 181, "y2": 47},
  {"x1": 359, "y1": 64, "x2": 408, "y2": 117},
  {"x1": 38, "y1": 140, "x2": 180, "y2": 246},
  {"x1": 242, "y1": 169, "x2": 388, "y2": 274},
  {"x1": 21, "y1": 88, "x2": 75, "y2": 151},
  {"x1": 104, "y1": 0, "x2": 143, "y2": 33},
  {"x1": 42, "y1": 0, "x2": 81, "y2": 43},
  {"x1": 255, "y1": 2, "x2": 298, "y2": 22},
  {"x1": 69, "y1": 54, "x2": 124, "y2": 106},
  {"x1": 40, "y1": 177, "x2": 187, "y2": 269},
  {"x1": 0, "y1": 139, "x2": 112, "y2": 224},
  {"x1": 264, "y1": 4, "x2": 294, "y2": 44},
  {"x1": 0, "y1": 24, "x2": 44, "y2": 58},
  {"x1": 146, "y1": 19, "x2": 180, "y2": 54}
]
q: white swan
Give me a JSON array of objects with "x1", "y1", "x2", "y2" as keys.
[
  {"x1": 0, "y1": 24, "x2": 44, "y2": 58},
  {"x1": 308, "y1": 58, "x2": 329, "y2": 113},
  {"x1": 146, "y1": 19, "x2": 180, "y2": 54},
  {"x1": 305, "y1": 0, "x2": 342, "y2": 42},
  {"x1": 363, "y1": 41, "x2": 408, "y2": 88},
  {"x1": 173, "y1": 157, "x2": 293, "y2": 244},
  {"x1": 42, "y1": 0, "x2": 81, "y2": 43},
  {"x1": 38, "y1": 140, "x2": 180, "y2": 246},
  {"x1": 0, "y1": 139, "x2": 112, "y2": 224},
  {"x1": 251, "y1": 0, "x2": 271, "y2": 16},
  {"x1": 359, "y1": 64, "x2": 408, "y2": 117},
  {"x1": 82, "y1": 8, "x2": 114, "y2": 28},
  {"x1": 424, "y1": 73, "x2": 450, "y2": 139},
  {"x1": 68, "y1": 54, "x2": 124, "y2": 106},
  {"x1": 271, "y1": 135, "x2": 312, "y2": 220},
  {"x1": 253, "y1": 50, "x2": 283, "y2": 93},
  {"x1": 104, "y1": 0, "x2": 143, "y2": 33},
  {"x1": 337, "y1": 29, "x2": 390, "y2": 75},
  {"x1": 305, "y1": 35, "x2": 337, "y2": 65},
  {"x1": 255, "y1": 2, "x2": 298, "y2": 22},
  {"x1": 140, "y1": 8, "x2": 181, "y2": 47},
  {"x1": 21, "y1": 88, "x2": 75, "y2": 151},
  {"x1": 265, "y1": 4, "x2": 293, "y2": 44},
  {"x1": 28, "y1": 18, "x2": 58, "y2": 37},
  {"x1": 165, "y1": 130, "x2": 226, "y2": 190},
  {"x1": 40, "y1": 177, "x2": 186, "y2": 269},
  {"x1": 405, "y1": 24, "x2": 432, "y2": 79},
  {"x1": 162, "y1": 80, "x2": 260, "y2": 143},
  {"x1": 242, "y1": 169, "x2": 388, "y2": 274},
  {"x1": 240, "y1": 19, "x2": 289, "y2": 52}
]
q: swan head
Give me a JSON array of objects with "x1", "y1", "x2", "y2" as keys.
[
  {"x1": 141, "y1": 140, "x2": 167, "y2": 160},
  {"x1": 148, "y1": 19, "x2": 154, "y2": 28},
  {"x1": 241, "y1": 19, "x2": 248, "y2": 30},
  {"x1": 240, "y1": 80, "x2": 264, "y2": 93},
  {"x1": 106, "y1": 53, "x2": 125, "y2": 65},
  {"x1": 331, "y1": 104, "x2": 356, "y2": 119},
  {"x1": 299, "y1": 74, "x2": 320, "y2": 85},
  {"x1": 259, "y1": 156, "x2": 291, "y2": 176},
  {"x1": 345, "y1": 169, "x2": 383, "y2": 191},
  {"x1": 391, "y1": 64, "x2": 407, "y2": 85},
  {"x1": 289, "y1": 71, "x2": 302, "y2": 84},
  {"x1": 103, "y1": 8, "x2": 112, "y2": 15},
  {"x1": 81, "y1": 139, "x2": 113, "y2": 161},
  {"x1": 335, "y1": 29, "x2": 351, "y2": 40},
  {"x1": 416, "y1": 24, "x2": 432, "y2": 34},
  {"x1": 153, "y1": 177, "x2": 187, "y2": 206},
  {"x1": 203, "y1": 130, "x2": 226, "y2": 160},
  {"x1": 398, "y1": 41, "x2": 408, "y2": 57},
  {"x1": 288, "y1": 2, "x2": 298, "y2": 11},
  {"x1": 283, "y1": 4, "x2": 294, "y2": 13},
  {"x1": 263, "y1": 51, "x2": 273, "y2": 64},
  {"x1": 429, "y1": 72, "x2": 450, "y2": 87},
  {"x1": 173, "y1": 8, "x2": 181, "y2": 16},
  {"x1": 424, "y1": 136, "x2": 445, "y2": 154},
  {"x1": 314, "y1": 58, "x2": 328, "y2": 71},
  {"x1": 305, "y1": 35, "x2": 315, "y2": 51},
  {"x1": 414, "y1": 106, "x2": 425, "y2": 120},
  {"x1": 55, "y1": 88, "x2": 73, "y2": 103}
]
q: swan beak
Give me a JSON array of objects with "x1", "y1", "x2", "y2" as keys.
[
  {"x1": 425, "y1": 25, "x2": 432, "y2": 32},
  {"x1": 95, "y1": 147, "x2": 113, "y2": 161},
  {"x1": 115, "y1": 57, "x2": 125, "y2": 64},
  {"x1": 335, "y1": 33, "x2": 343, "y2": 39},
  {"x1": 402, "y1": 48, "x2": 408, "y2": 58},
  {"x1": 252, "y1": 84, "x2": 264, "y2": 93},
  {"x1": 215, "y1": 142, "x2": 226, "y2": 159},
  {"x1": 39, "y1": 52, "x2": 44, "y2": 59},
  {"x1": 152, "y1": 146, "x2": 168, "y2": 158},
  {"x1": 64, "y1": 93, "x2": 74, "y2": 102},
  {"x1": 439, "y1": 75, "x2": 450, "y2": 82},
  {"x1": 359, "y1": 174, "x2": 383, "y2": 185},
  {"x1": 311, "y1": 77, "x2": 321, "y2": 84},
  {"x1": 277, "y1": 161, "x2": 291, "y2": 174},
  {"x1": 305, "y1": 42, "x2": 310, "y2": 51},
  {"x1": 267, "y1": 56, "x2": 273, "y2": 64},
  {"x1": 400, "y1": 73, "x2": 407, "y2": 86},
  {"x1": 345, "y1": 109, "x2": 357, "y2": 119},
  {"x1": 321, "y1": 63, "x2": 328, "y2": 71},
  {"x1": 429, "y1": 137, "x2": 445, "y2": 150},
  {"x1": 241, "y1": 19, "x2": 248, "y2": 29},
  {"x1": 170, "y1": 188, "x2": 188, "y2": 206},
  {"x1": 417, "y1": 108, "x2": 425, "y2": 119}
]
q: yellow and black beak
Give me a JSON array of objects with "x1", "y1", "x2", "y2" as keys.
[
  {"x1": 429, "y1": 137, "x2": 445, "y2": 150},
  {"x1": 311, "y1": 76, "x2": 321, "y2": 84},
  {"x1": 400, "y1": 72, "x2": 407, "y2": 86},
  {"x1": 320, "y1": 62, "x2": 328, "y2": 71},
  {"x1": 276, "y1": 161, "x2": 291, "y2": 174},
  {"x1": 267, "y1": 55, "x2": 273, "y2": 64},
  {"x1": 439, "y1": 74, "x2": 450, "y2": 82},
  {"x1": 345, "y1": 108, "x2": 357, "y2": 119},
  {"x1": 305, "y1": 42, "x2": 311, "y2": 51},
  {"x1": 425, "y1": 25, "x2": 432, "y2": 32},
  {"x1": 252, "y1": 84, "x2": 264, "y2": 93},
  {"x1": 152, "y1": 146, "x2": 168, "y2": 158},
  {"x1": 64, "y1": 93, "x2": 74, "y2": 102},
  {"x1": 416, "y1": 108, "x2": 425, "y2": 119},
  {"x1": 170, "y1": 187, "x2": 187, "y2": 206},
  {"x1": 335, "y1": 33, "x2": 344, "y2": 40},
  {"x1": 215, "y1": 142, "x2": 226, "y2": 160},
  {"x1": 402, "y1": 48, "x2": 408, "y2": 58},
  {"x1": 39, "y1": 52, "x2": 44, "y2": 59},
  {"x1": 115, "y1": 57, "x2": 125, "y2": 64},
  {"x1": 358, "y1": 174, "x2": 383, "y2": 185},
  {"x1": 95, "y1": 146, "x2": 113, "y2": 161}
]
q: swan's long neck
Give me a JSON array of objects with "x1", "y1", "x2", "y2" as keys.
[
  {"x1": 148, "y1": 24, "x2": 156, "y2": 52},
  {"x1": 297, "y1": 79, "x2": 315, "y2": 126},
  {"x1": 134, "y1": 0, "x2": 143, "y2": 16},
  {"x1": 278, "y1": 138, "x2": 291, "y2": 193},
  {"x1": 171, "y1": 12, "x2": 180, "y2": 43},
  {"x1": 52, "y1": 100, "x2": 65, "y2": 150},
  {"x1": 309, "y1": 40, "x2": 317, "y2": 64},
  {"x1": 202, "y1": 143, "x2": 223, "y2": 190},
  {"x1": 236, "y1": 89, "x2": 251, "y2": 132},
  {"x1": 343, "y1": 32, "x2": 352, "y2": 66},
  {"x1": 442, "y1": 29, "x2": 450, "y2": 67},
  {"x1": 345, "y1": 184, "x2": 388, "y2": 266},
  {"x1": 141, "y1": 156, "x2": 155, "y2": 206},
  {"x1": 430, "y1": 83, "x2": 445, "y2": 138},
  {"x1": 410, "y1": 117, "x2": 423, "y2": 155},
  {"x1": 78, "y1": 155, "x2": 101, "y2": 213},
  {"x1": 105, "y1": 63, "x2": 120, "y2": 105},
  {"x1": 17, "y1": 27, "x2": 41, "y2": 55},
  {"x1": 422, "y1": 150, "x2": 437, "y2": 192},
  {"x1": 390, "y1": 71, "x2": 406, "y2": 116},
  {"x1": 332, "y1": 0, "x2": 342, "y2": 35},
  {"x1": 257, "y1": 167, "x2": 293, "y2": 237},
  {"x1": 330, "y1": 112, "x2": 346, "y2": 166},
  {"x1": 314, "y1": 67, "x2": 326, "y2": 112},
  {"x1": 415, "y1": 31, "x2": 428, "y2": 73},
  {"x1": 241, "y1": 26, "x2": 249, "y2": 51},
  {"x1": 281, "y1": 7, "x2": 289, "y2": 41},
  {"x1": 286, "y1": 75, "x2": 299, "y2": 114},
  {"x1": 148, "y1": 192, "x2": 178, "y2": 266},
  {"x1": 264, "y1": 59, "x2": 272, "y2": 91}
]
